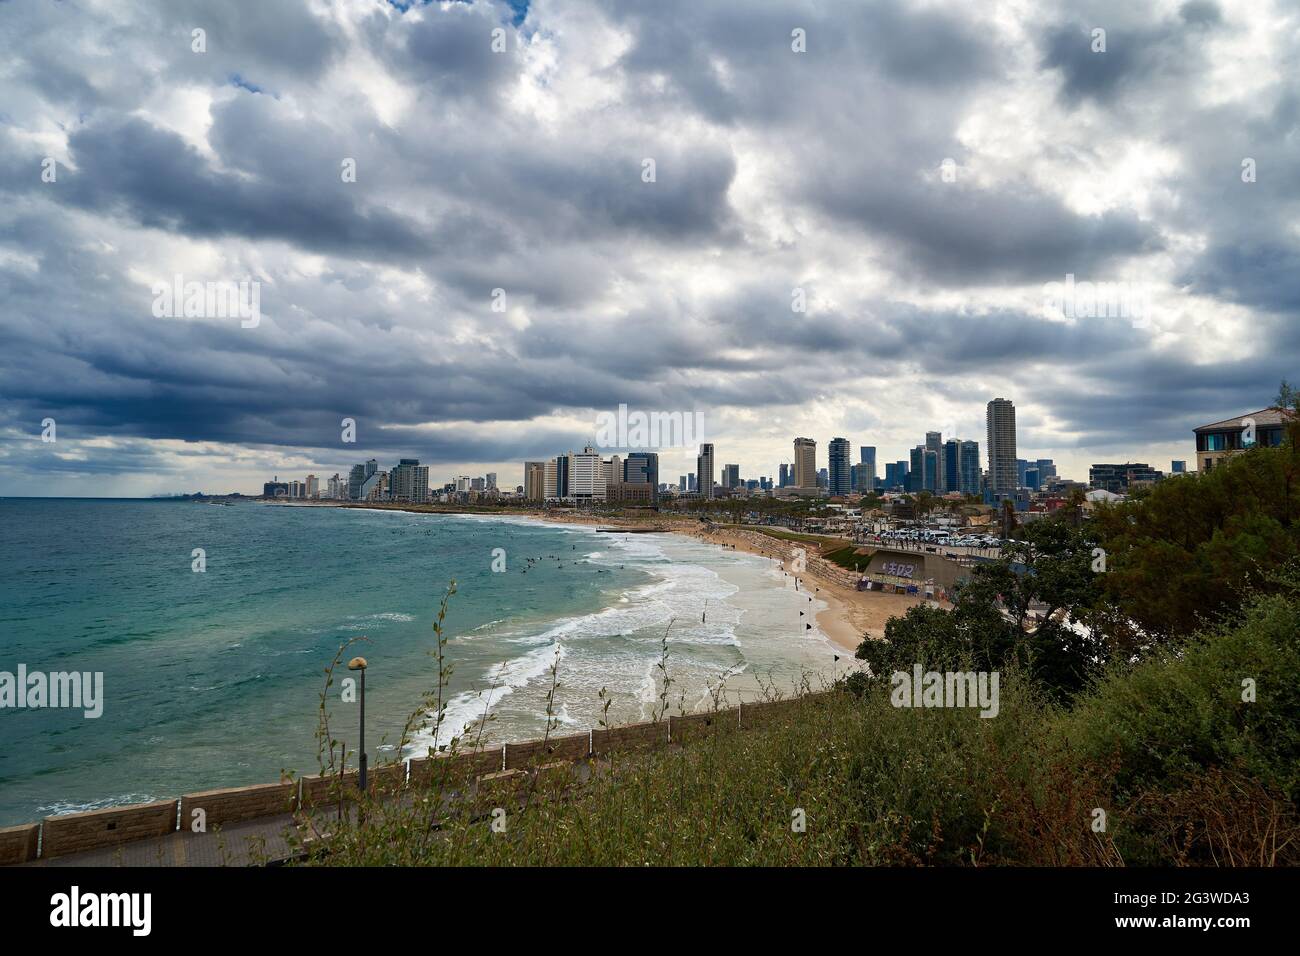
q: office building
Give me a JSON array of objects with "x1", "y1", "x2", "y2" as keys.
[
  {"x1": 1171, "y1": 460, "x2": 1186, "y2": 474},
  {"x1": 885, "y1": 460, "x2": 908, "y2": 491},
  {"x1": 1089, "y1": 462, "x2": 1162, "y2": 493},
  {"x1": 624, "y1": 451, "x2": 660, "y2": 504},
  {"x1": 570, "y1": 445, "x2": 606, "y2": 502},
  {"x1": 721, "y1": 463, "x2": 740, "y2": 490},
  {"x1": 697, "y1": 443, "x2": 715, "y2": 499},
  {"x1": 858, "y1": 446, "x2": 877, "y2": 491},
  {"x1": 986, "y1": 398, "x2": 1018, "y2": 496},
  {"x1": 959, "y1": 441, "x2": 980, "y2": 495},
  {"x1": 926, "y1": 431, "x2": 944, "y2": 491},
  {"x1": 828, "y1": 437, "x2": 851, "y2": 496}
]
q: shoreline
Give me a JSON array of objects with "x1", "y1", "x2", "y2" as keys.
[{"x1": 320, "y1": 501, "x2": 918, "y2": 657}]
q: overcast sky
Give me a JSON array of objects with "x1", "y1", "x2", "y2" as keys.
[{"x1": 1, "y1": 0, "x2": 1297, "y2": 495}]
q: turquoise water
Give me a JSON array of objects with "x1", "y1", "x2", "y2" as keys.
[{"x1": 0, "y1": 499, "x2": 842, "y2": 826}]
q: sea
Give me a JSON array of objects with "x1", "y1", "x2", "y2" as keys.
[{"x1": 0, "y1": 498, "x2": 844, "y2": 826}]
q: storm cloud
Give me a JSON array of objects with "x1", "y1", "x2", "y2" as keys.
[{"x1": 0, "y1": 0, "x2": 1296, "y2": 494}]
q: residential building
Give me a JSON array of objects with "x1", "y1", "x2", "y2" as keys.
[
  {"x1": 793, "y1": 437, "x2": 817, "y2": 489},
  {"x1": 1194, "y1": 406, "x2": 1293, "y2": 473},
  {"x1": 390, "y1": 459, "x2": 429, "y2": 502},
  {"x1": 986, "y1": 398, "x2": 1017, "y2": 496},
  {"x1": 524, "y1": 461, "x2": 546, "y2": 502},
  {"x1": 828, "y1": 437, "x2": 851, "y2": 496},
  {"x1": 697, "y1": 443, "x2": 715, "y2": 499}
]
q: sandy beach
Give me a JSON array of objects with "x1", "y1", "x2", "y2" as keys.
[
  {"x1": 672, "y1": 524, "x2": 921, "y2": 654},
  {"x1": 521, "y1": 507, "x2": 920, "y2": 655},
  {"x1": 332, "y1": 503, "x2": 920, "y2": 657}
]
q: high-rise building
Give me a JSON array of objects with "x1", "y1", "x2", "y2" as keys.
[
  {"x1": 524, "y1": 461, "x2": 546, "y2": 502},
  {"x1": 624, "y1": 452, "x2": 660, "y2": 504},
  {"x1": 678, "y1": 474, "x2": 688, "y2": 491},
  {"x1": 986, "y1": 398, "x2": 1018, "y2": 496},
  {"x1": 688, "y1": 472, "x2": 696, "y2": 492},
  {"x1": 959, "y1": 441, "x2": 980, "y2": 495},
  {"x1": 697, "y1": 443, "x2": 715, "y2": 498},
  {"x1": 390, "y1": 459, "x2": 429, "y2": 502},
  {"x1": 486, "y1": 472, "x2": 497, "y2": 491},
  {"x1": 1171, "y1": 460, "x2": 1186, "y2": 474},
  {"x1": 571, "y1": 445, "x2": 606, "y2": 502},
  {"x1": 545, "y1": 455, "x2": 569, "y2": 499},
  {"x1": 793, "y1": 437, "x2": 817, "y2": 489},
  {"x1": 348, "y1": 464, "x2": 366, "y2": 500},
  {"x1": 859, "y1": 446, "x2": 877, "y2": 491},
  {"x1": 778, "y1": 463, "x2": 789, "y2": 488},
  {"x1": 943, "y1": 440, "x2": 960, "y2": 494},
  {"x1": 1035, "y1": 459, "x2": 1057, "y2": 485},
  {"x1": 828, "y1": 438, "x2": 851, "y2": 496},
  {"x1": 925, "y1": 431, "x2": 944, "y2": 491},
  {"x1": 365, "y1": 459, "x2": 378, "y2": 479},
  {"x1": 721, "y1": 463, "x2": 740, "y2": 489},
  {"x1": 885, "y1": 460, "x2": 908, "y2": 491},
  {"x1": 923, "y1": 450, "x2": 938, "y2": 492},
  {"x1": 305, "y1": 474, "x2": 319, "y2": 499}
]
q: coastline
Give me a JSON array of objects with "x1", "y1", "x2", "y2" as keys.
[{"x1": 324, "y1": 501, "x2": 920, "y2": 656}]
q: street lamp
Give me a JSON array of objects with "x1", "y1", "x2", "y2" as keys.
[{"x1": 348, "y1": 656, "x2": 368, "y2": 792}]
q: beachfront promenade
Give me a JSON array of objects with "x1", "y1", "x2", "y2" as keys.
[{"x1": 3, "y1": 692, "x2": 837, "y2": 867}]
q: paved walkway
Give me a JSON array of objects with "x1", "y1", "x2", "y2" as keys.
[{"x1": 23, "y1": 812, "x2": 308, "y2": 867}]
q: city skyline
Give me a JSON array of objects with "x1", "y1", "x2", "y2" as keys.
[{"x1": 3, "y1": 0, "x2": 1298, "y2": 497}]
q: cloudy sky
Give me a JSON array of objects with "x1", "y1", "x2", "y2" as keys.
[{"x1": 1, "y1": 0, "x2": 1297, "y2": 495}]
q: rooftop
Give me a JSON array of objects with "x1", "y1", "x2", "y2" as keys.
[{"x1": 1194, "y1": 406, "x2": 1294, "y2": 433}]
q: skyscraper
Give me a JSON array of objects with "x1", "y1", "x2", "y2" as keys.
[
  {"x1": 986, "y1": 398, "x2": 1017, "y2": 496},
  {"x1": 960, "y1": 440, "x2": 980, "y2": 495},
  {"x1": 828, "y1": 437, "x2": 851, "y2": 496},
  {"x1": 625, "y1": 451, "x2": 660, "y2": 503},
  {"x1": 721, "y1": 463, "x2": 740, "y2": 490},
  {"x1": 697, "y1": 443, "x2": 715, "y2": 498},
  {"x1": 390, "y1": 459, "x2": 429, "y2": 502},
  {"x1": 885, "y1": 460, "x2": 908, "y2": 491},
  {"x1": 524, "y1": 461, "x2": 546, "y2": 502},
  {"x1": 925, "y1": 431, "x2": 944, "y2": 492},
  {"x1": 793, "y1": 437, "x2": 817, "y2": 489},
  {"x1": 778, "y1": 463, "x2": 789, "y2": 488},
  {"x1": 859, "y1": 446, "x2": 877, "y2": 491},
  {"x1": 943, "y1": 440, "x2": 960, "y2": 494}
]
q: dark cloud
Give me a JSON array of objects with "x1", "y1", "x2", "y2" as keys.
[{"x1": 0, "y1": 0, "x2": 1297, "y2": 492}]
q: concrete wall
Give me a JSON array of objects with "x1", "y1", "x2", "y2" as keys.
[{"x1": 6, "y1": 691, "x2": 834, "y2": 864}]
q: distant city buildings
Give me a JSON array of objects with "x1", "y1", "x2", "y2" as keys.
[
  {"x1": 1089, "y1": 462, "x2": 1162, "y2": 493},
  {"x1": 793, "y1": 437, "x2": 817, "y2": 489},
  {"x1": 828, "y1": 438, "x2": 851, "y2": 496},
  {"x1": 697, "y1": 443, "x2": 716, "y2": 499},
  {"x1": 986, "y1": 398, "x2": 1018, "y2": 496}
]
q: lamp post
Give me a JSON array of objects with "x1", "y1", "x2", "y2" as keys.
[{"x1": 348, "y1": 657, "x2": 368, "y2": 792}]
